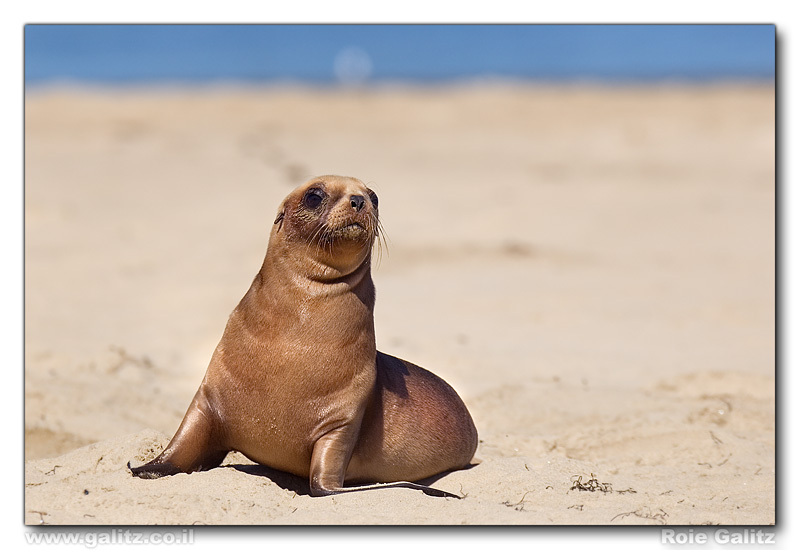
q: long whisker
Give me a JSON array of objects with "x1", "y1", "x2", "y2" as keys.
[
  {"x1": 377, "y1": 218, "x2": 389, "y2": 264},
  {"x1": 305, "y1": 221, "x2": 327, "y2": 261},
  {"x1": 370, "y1": 211, "x2": 388, "y2": 267},
  {"x1": 366, "y1": 214, "x2": 379, "y2": 267}
]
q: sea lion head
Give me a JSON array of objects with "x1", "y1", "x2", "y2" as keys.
[{"x1": 273, "y1": 175, "x2": 381, "y2": 277}]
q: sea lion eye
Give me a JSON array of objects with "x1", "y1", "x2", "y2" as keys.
[
  {"x1": 367, "y1": 189, "x2": 379, "y2": 209},
  {"x1": 303, "y1": 188, "x2": 326, "y2": 209}
]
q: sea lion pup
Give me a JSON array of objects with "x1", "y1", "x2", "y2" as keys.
[{"x1": 129, "y1": 175, "x2": 478, "y2": 498}]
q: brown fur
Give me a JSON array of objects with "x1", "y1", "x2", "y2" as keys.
[{"x1": 129, "y1": 175, "x2": 478, "y2": 497}]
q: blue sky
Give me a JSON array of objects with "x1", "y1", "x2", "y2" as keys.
[{"x1": 25, "y1": 24, "x2": 775, "y2": 86}]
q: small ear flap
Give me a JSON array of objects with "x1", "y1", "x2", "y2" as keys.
[{"x1": 273, "y1": 209, "x2": 285, "y2": 231}]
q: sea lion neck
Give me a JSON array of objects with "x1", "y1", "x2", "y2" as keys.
[{"x1": 257, "y1": 239, "x2": 375, "y2": 304}]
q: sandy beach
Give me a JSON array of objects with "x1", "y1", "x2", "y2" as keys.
[{"x1": 24, "y1": 82, "x2": 774, "y2": 525}]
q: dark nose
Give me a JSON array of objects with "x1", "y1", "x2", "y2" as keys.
[{"x1": 350, "y1": 195, "x2": 365, "y2": 211}]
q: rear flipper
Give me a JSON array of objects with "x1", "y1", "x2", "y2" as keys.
[{"x1": 128, "y1": 387, "x2": 228, "y2": 479}]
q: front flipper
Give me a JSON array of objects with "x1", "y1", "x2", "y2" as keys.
[
  {"x1": 309, "y1": 426, "x2": 459, "y2": 498},
  {"x1": 128, "y1": 387, "x2": 228, "y2": 479},
  {"x1": 128, "y1": 460, "x2": 183, "y2": 479},
  {"x1": 313, "y1": 481, "x2": 460, "y2": 498}
]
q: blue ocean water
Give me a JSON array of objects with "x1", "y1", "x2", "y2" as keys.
[{"x1": 24, "y1": 24, "x2": 775, "y2": 86}]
